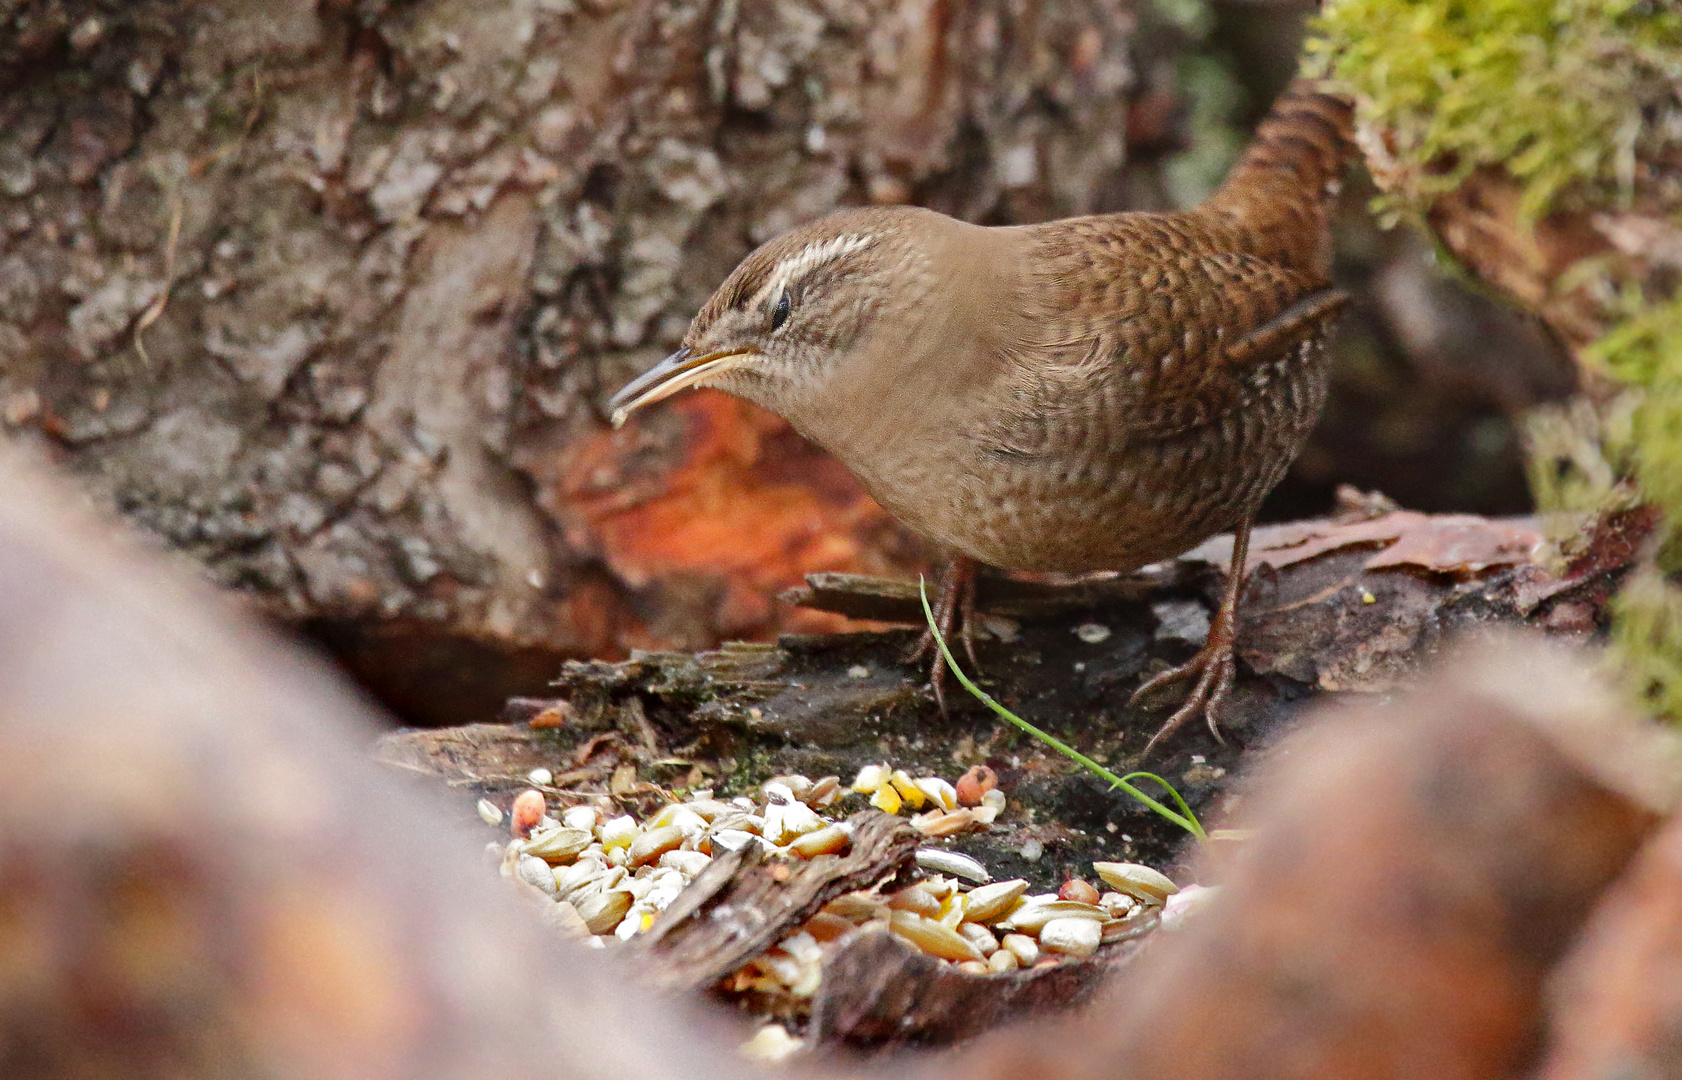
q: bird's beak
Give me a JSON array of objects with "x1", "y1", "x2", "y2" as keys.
[{"x1": 607, "y1": 347, "x2": 755, "y2": 428}]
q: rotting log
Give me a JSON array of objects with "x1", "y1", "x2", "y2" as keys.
[
  {"x1": 7, "y1": 440, "x2": 1682, "y2": 1070},
  {"x1": 380, "y1": 498, "x2": 1647, "y2": 880},
  {"x1": 945, "y1": 636, "x2": 1680, "y2": 1077}
]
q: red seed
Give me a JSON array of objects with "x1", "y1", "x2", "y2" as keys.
[
  {"x1": 510, "y1": 788, "x2": 546, "y2": 838},
  {"x1": 955, "y1": 765, "x2": 998, "y2": 806},
  {"x1": 528, "y1": 702, "x2": 573, "y2": 729},
  {"x1": 1059, "y1": 877, "x2": 1100, "y2": 905}
]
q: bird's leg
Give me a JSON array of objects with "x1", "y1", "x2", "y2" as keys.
[
  {"x1": 905, "y1": 554, "x2": 980, "y2": 715},
  {"x1": 1130, "y1": 517, "x2": 1254, "y2": 757}
]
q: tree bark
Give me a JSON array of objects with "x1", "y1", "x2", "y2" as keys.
[
  {"x1": 0, "y1": 0, "x2": 1155, "y2": 722},
  {"x1": 0, "y1": 0, "x2": 1578, "y2": 725}
]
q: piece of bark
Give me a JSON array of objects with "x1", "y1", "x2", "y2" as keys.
[
  {"x1": 790, "y1": 510, "x2": 1623, "y2": 694},
  {"x1": 0, "y1": 0, "x2": 1156, "y2": 723},
  {"x1": 944, "y1": 636, "x2": 1678, "y2": 1080},
  {"x1": 1535, "y1": 795, "x2": 1682, "y2": 1079},
  {"x1": 0, "y1": 447, "x2": 753, "y2": 1079},
  {"x1": 636, "y1": 811, "x2": 920, "y2": 994},
  {"x1": 782, "y1": 568, "x2": 1174, "y2": 624},
  {"x1": 382, "y1": 508, "x2": 1642, "y2": 896},
  {"x1": 811, "y1": 928, "x2": 1146, "y2": 1049}
]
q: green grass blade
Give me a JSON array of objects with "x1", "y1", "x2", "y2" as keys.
[{"x1": 918, "y1": 577, "x2": 1207, "y2": 842}]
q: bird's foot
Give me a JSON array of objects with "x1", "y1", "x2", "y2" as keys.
[
  {"x1": 1129, "y1": 615, "x2": 1237, "y2": 758},
  {"x1": 904, "y1": 555, "x2": 980, "y2": 716}
]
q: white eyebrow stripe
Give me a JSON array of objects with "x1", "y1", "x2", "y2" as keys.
[{"x1": 749, "y1": 233, "x2": 876, "y2": 308}]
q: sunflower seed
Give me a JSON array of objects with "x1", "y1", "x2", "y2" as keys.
[
  {"x1": 1092, "y1": 861, "x2": 1178, "y2": 903},
  {"x1": 915, "y1": 848, "x2": 991, "y2": 883},
  {"x1": 889, "y1": 911, "x2": 984, "y2": 962},
  {"x1": 962, "y1": 879, "x2": 1028, "y2": 923},
  {"x1": 1039, "y1": 917, "x2": 1101, "y2": 957},
  {"x1": 523, "y1": 827, "x2": 593, "y2": 864},
  {"x1": 996, "y1": 900, "x2": 1107, "y2": 933}
]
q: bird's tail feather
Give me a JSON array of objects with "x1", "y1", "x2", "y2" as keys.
[{"x1": 1202, "y1": 77, "x2": 1357, "y2": 276}]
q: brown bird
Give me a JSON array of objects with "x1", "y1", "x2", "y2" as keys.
[{"x1": 610, "y1": 79, "x2": 1355, "y2": 756}]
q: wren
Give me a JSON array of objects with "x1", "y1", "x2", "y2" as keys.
[{"x1": 610, "y1": 79, "x2": 1356, "y2": 755}]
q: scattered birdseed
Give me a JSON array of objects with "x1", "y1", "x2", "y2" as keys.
[
  {"x1": 847, "y1": 665, "x2": 871, "y2": 679},
  {"x1": 510, "y1": 789, "x2": 546, "y2": 838},
  {"x1": 1074, "y1": 622, "x2": 1112, "y2": 644},
  {"x1": 740, "y1": 1023, "x2": 804, "y2": 1062},
  {"x1": 528, "y1": 767, "x2": 554, "y2": 785},
  {"x1": 483, "y1": 761, "x2": 1183, "y2": 1000},
  {"x1": 1161, "y1": 883, "x2": 1218, "y2": 929},
  {"x1": 915, "y1": 848, "x2": 991, "y2": 883}
]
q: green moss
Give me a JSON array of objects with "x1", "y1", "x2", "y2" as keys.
[
  {"x1": 1612, "y1": 570, "x2": 1682, "y2": 723},
  {"x1": 1313, "y1": 1, "x2": 1682, "y2": 724},
  {"x1": 1524, "y1": 295, "x2": 1682, "y2": 713},
  {"x1": 1522, "y1": 295, "x2": 1682, "y2": 717},
  {"x1": 1310, "y1": 0, "x2": 1682, "y2": 221},
  {"x1": 1523, "y1": 398, "x2": 1634, "y2": 562},
  {"x1": 1590, "y1": 291, "x2": 1682, "y2": 391},
  {"x1": 1586, "y1": 293, "x2": 1682, "y2": 564}
]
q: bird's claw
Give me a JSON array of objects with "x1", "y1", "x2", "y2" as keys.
[
  {"x1": 905, "y1": 556, "x2": 980, "y2": 716},
  {"x1": 1129, "y1": 638, "x2": 1237, "y2": 758}
]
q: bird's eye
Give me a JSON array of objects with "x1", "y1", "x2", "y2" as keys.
[{"x1": 770, "y1": 289, "x2": 792, "y2": 331}]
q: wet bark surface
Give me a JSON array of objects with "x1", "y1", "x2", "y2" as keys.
[{"x1": 635, "y1": 810, "x2": 922, "y2": 994}]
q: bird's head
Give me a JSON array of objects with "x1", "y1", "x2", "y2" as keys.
[{"x1": 608, "y1": 207, "x2": 943, "y2": 428}]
